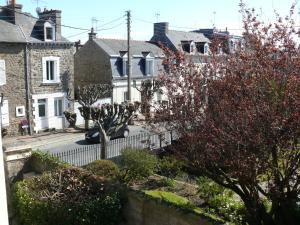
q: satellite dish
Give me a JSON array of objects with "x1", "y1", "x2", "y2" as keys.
[{"x1": 36, "y1": 7, "x2": 41, "y2": 14}]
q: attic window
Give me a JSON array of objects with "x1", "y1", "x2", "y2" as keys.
[
  {"x1": 46, "y1": 27, "x2": 54, "y2": 40},
  {"x1": 182, "y1": 42, "x2": 190, "y2": 53},
  {"x1": 44, "y1": 22, "x2": 55, "y2": 41}
]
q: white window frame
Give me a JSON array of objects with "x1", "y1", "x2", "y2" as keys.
[
  {"x1": 44, "y1": 21, "x2": 55, "y2": 42},
  {"x1": 16, "y1": 106, "x2": 25, "y2": 117},
  {"x1": 42, "y1": 56, "x2": 60, "y2": 84},
  {"x1": 145, "y1": 56, "x2": 154, "y2": 76},
  {"x1": 0, "y1": 59, "x2": 6, "y2": 86},
  {"x1": 204, "y1": 43, "x2": 209, "y2": 55},
  {"x1": 123, "y1": 91, "x2": 128, "y2": 102},
  {"x1": 37, "y1": 98, "x2": 47, "y2": 118},
  {"x1": 0, "y1": 99, "x2": 9, "y2": 126},
  {"x1": 54, "y1": 97, "x2": 64, "y2": 117}
]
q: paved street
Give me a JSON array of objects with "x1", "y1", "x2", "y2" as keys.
[{"x1": 3, "y1": 125, "x2": 148, "y2": 154}]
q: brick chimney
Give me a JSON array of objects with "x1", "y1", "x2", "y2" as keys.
[
  {"x1": 38, "y1": 9, "x2": 62, "y2": 41},
  {"x1": 154, "y1": 22, "x2": 169, "y2": 36},
  {"x1": 5, "y1": 1, "x2": 23, "y2": 24},
  {"x1": 88, "y1": 28, "x2": 97, "y2": 40}
]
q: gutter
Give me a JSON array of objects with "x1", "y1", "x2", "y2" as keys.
[{"x1": 18, "y1": 26, "x2": 33, "y2": 135}]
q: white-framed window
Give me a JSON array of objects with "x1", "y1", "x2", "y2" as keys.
[
  {"x1": 0, "y1": 59, "x2": 6, "y2": 86},
  {"x1": 204, "y1": 43, "x2": 209, "y2": 55},
  {"x1": 16, "y1": 106, "x2": 25, "y2": 117},
  {"x1": 54, "y1": 98, "x2": 63, "y2": 117},
  {"x1": 145, "y1": 58, "x2": 154, "y2": 75},
  {"x1": 0, "y1": 99, "x2": 9, "y2": 126},
  {"x1": 38, "y1": 99, "x2": 47, "y2": 118},
  {"x1": 122, "y1": 56, "x2": 128, "y2": 76},
  {"x1": 44, "y1": 21, "x2": 55, "y2": 42},
  {"x1": 42, "y1": 56, "x2": 60, "y2": 83}
]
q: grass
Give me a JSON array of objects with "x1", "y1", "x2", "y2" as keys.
[{"x1": 144, "y1": 190, "x2": 224, "y2": 223}]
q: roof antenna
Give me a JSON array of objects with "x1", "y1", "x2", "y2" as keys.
[
  {"x1": 212, "y1": 11, "x2": 216, "y2": 28},
  {"x1": 91, "y1": 17, "x2": 99, "y2": 30},
  {"x1": 155, "y1": 11, "x2": 160, "y2": 22}
]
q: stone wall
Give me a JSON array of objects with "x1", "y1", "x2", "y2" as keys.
[
  {"x1": 122, "y1": 191, "x2": 216, "y2": 225},
  {"x1": 28, "y1": 44, "x2": 74, "y2": 96},
  {"x1": 74, "y1": 40, "x2": 112, "y2": 88},
  {"x1": 0, "y1": 43, "x2": 27, "y2": 136}
]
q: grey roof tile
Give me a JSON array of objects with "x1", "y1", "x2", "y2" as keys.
[
  {"x1": 166, "y1": 30, "x2": 210, "y2": 49},
  {"x1": 93, "y1": 38, "x2": 164, "y2": 56}
]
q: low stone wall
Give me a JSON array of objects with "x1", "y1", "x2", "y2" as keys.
[{"x1": 122, "y1": 191, "x2": 216, "y2": 225}]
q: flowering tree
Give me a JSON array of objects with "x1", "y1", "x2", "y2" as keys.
[{"x1": 153, "y1": 3, "x2": 300, "y2": 225}]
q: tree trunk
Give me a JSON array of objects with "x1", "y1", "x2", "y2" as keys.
[
  {"x1": 85, "y1": 119, "x2": 89, "y2": 131},
  {"x1": 99, "y1": 131, "x2": 109, "y2": 159}
]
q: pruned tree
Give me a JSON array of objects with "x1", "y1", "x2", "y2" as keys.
[
  {"x1": 90, "y1": 102, "x2": 140, "y2": 159},
  {"x1": 152, "y1": 3, "x2": 300, "y2": 225},
  {"x1": 135, "y1": 79, "x2": 162, "y2": 119},
  {"x1": 77, "y1": 84, "x2": 112, "y2": 130}
]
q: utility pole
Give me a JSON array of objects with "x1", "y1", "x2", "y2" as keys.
[{"x1": 126, "y1": 10, "x2": 132, "y2": 102}]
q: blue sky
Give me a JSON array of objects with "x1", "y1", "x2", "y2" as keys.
[{"x1": 1, "y1": 0, "x2": 298, "y2": 42}]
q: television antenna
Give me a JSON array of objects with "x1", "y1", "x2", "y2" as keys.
[
  {"x1": 155, "y1": 11, "x2": 160, "y2": 22},
  {"x1": 91, "y1": 17, "x2": 99, "y2": 30}
]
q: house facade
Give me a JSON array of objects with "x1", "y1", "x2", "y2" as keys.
[
  {"x1": 0, "y1": 1, "x2": 74, "y2": 135},
  {"x1": 74, "y1": 31, "x2": 164, "y2": 104}
]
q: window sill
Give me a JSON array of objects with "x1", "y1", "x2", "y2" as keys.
[{"x1": 41, "y1": 82, "x2": 60, "y2": 86}]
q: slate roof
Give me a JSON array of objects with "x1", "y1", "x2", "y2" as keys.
[
  {"x1": 93, "y1": 39, "x2": 164, "y2": 56},
  {"x1": 166, "y1": 30, "x2": 210, "y2": 48},
  {"x1": 0, "y1": 6, "x2": 70, "y2": 43}
]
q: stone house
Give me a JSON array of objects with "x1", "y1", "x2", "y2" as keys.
[
  {"x1": 150, "y1": 22, "x2": 210, "y2": 56},
  {"x1": 74, "y1": 30, "x2": 164, "y2": 104},
  {"x1": 0, "y1": 1, "x2": 74, "y2": 135},
  {"x1": 194, "y1": 28, "x2": 242, "y2": 54}
]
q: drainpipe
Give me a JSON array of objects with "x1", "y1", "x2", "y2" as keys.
[{"x1": 24, "y1": 44, "x2": 33, "y2": 135}]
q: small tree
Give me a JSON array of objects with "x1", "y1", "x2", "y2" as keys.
[
  {"x1": 90, "y1": 102, "x2": 140, "y2": 159},
  {"x1": 77, "y1": 84, "x2": 112, "y2": 130},
  {"x1": 153, "y1": 3, "x2": 300, "y2": 225},
  {"x1": 135, "y1": 79, "x2": 162, "y2": 119}
]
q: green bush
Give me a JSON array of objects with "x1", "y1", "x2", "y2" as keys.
[
  {"x1": 120, "y1": 148, "x2": 157, "y2": 183},
  {"x1": 157, "y1": 156, "x2": 184, "y2": 179},
  {"x1": 14, "y1": 167, "x2": 122, "y2": 225},
  {"x1": 85, "y1": 160, "x2": 120, "y2": 179},
  {"x1": 197, "y1": 176, "x2": 246, "y2": 224},
  {"x1": 29, "y1": 150, "x2": 67, "y2": 173}
]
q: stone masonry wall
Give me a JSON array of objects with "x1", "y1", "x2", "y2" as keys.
[
  {"x1": 74, "y1": 40, "x2": 112, "y2": 88},
  {"x1": 0, "y1": 43, "x2": 27, "y2": 136},
  {"x1": 28, "y1": 44, "x2": 74, "y2": 97}
]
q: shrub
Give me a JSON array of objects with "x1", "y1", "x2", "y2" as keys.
[
  {"x1": 85, "y1": 160, "x2": 120, "y2": 180},
  {"x1": 197, "y1": 176, "x2": 246, "y2": 224},
  {"x1": 157, "y1": 155, "x2": 184, "y2": 179},
  {"x1": 29, "y1": 150, "x2": 67, "y2": 173},
  {"x1": 14, "y1": 167, "x2": 122, "y2": 225},
  {"x1": 120, "y1": 148, "x2": 157, "y2": 183}
]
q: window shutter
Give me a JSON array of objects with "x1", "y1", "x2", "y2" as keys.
[
  {"x1": 0, "y1": 60, "x2": 6, "y2": 85},
  {"x1": 1, "y1": 99, "x2": 9, "y2": 126}
]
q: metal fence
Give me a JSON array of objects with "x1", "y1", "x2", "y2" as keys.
[{"x1": 50, "y1": 130, "x2": 177, "y2": 167}]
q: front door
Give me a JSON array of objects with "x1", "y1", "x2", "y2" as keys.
[{"x1": 37, "y1": 99, "x2": 48, "y2": 129}]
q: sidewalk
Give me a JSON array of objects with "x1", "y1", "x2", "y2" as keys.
[{"x1": 2, "y1": 128, "x2": 85, "y2": 150}]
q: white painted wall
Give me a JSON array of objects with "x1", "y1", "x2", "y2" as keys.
[
  {"x1": 32, "y1": 92, "x2": 67, "y2": 133},
  {"x1": 0, "y1": 113, "x2": 9, "y2": 225},
  {"x1": 112, "y1": 80, "x2": 142, "y2": 104},
  {"x1": 74, "y1": 98, "x2": 112, "y2": 126}
]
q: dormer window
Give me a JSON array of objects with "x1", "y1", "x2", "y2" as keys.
[
  {"x1": 143, "y1": 53, "x2": 154, "y2": 76},
  {"x1": 44, "y1": 21, "x2": 55, "y2": 41},
  {"x1": 121, "y1": 53, "x2": 128, "y2": 76},
  {"x1": 204, "y1": 43, "x2": 209, "y2": 54}
]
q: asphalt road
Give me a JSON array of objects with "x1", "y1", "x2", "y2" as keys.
[{"x1": 41, "y1": 125, "x2": 148, "y2": 154}]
